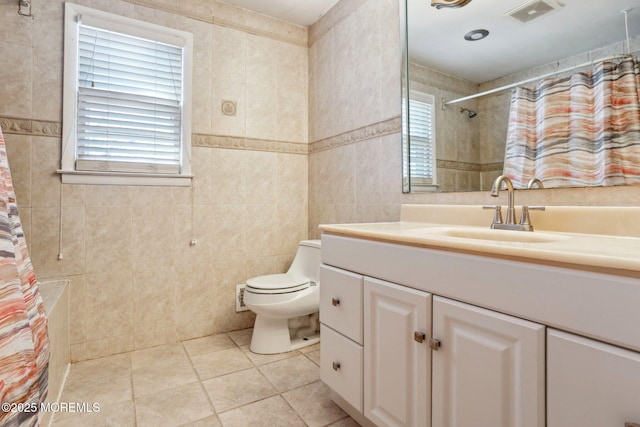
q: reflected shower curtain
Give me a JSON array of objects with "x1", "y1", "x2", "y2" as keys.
[
  {"x1": 503, "y1": 57, "x2": 640, "y2": 188},
  {"x1": 0, "y1": 128, "x2": 49, "y2": 426}
]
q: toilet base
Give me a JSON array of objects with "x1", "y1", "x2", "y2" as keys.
[{"x1": 249, "y1": 315, "x2": 320, "y2": 354}]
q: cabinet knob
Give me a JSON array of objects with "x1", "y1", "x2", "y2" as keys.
[
  {"x1": 331, "y1": 298, "x2": 340, "y2": 306},
  {"x1": 429, "y1": 338, "x2": 441, "y2": 351},
  {"x1": 414, "y1": 331, "x2": 426, "y2": 343},
  {"x1": 332, "y1": 361, "x2": 341, "y2": 371}
]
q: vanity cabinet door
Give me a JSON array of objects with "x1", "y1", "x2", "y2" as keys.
[
  {"x1": 364, "y1": 277, "x2": 431, "y2": 427},
  {"x1": 431, "y1": 296, "x2": 545, "y2": 427},
  {"x1": 547, "y1": 329, "x2": 640, "y2": 427}
]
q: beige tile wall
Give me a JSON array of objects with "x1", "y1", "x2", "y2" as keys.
[
  {"x1": 307, "y1": 0, "x2": 640, "y2": 239},
  {"x1": 0, "y1": 0, "x2": 308, "y2": 361}
]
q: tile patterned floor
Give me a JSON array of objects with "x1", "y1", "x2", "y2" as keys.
[{"x1": 52, "y1": 329, "x2": 358, "y2": 427}]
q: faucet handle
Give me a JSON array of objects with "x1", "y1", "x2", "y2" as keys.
[
  {"x1": 519, "y1": 205, "x2": 545, "y2": 230},
  {"x1": 483, "y1": 205, "x2": 503, "y2": 226}
]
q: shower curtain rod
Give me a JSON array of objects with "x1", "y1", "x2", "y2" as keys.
[{"x1": 442, "y1": 53, "x2": 632, "y2": 108}]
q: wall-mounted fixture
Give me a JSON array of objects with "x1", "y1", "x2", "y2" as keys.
[
  {"x1": 460, "y1": 108, "x2": 477, "y2": 118},
  {"x1": 18, "y1": 0, "x2": 31, "y2": 17},
  {"x1": 431, "y1": 0, "x2": 472, "y2": 9}
]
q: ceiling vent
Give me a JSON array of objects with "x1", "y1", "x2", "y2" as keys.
[{"x1": 504, "y1": 0, "x2": 564, "y2": 24}]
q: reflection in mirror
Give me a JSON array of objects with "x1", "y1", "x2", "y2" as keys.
[{"x1": 402, "y1": 0, "x2": 640, "y2": 193}]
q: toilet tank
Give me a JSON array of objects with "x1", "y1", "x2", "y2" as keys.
[{"x1": 287, "y1": 240, "x2": 322, "y2": 283}]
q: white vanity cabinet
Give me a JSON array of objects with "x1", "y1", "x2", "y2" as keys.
[
  {"x1": 547, "y1": 329, "x2": 640, "y2": 427},
  {"x1": 431, "y1": 296, "x2": 545, "y2": 427},
  {"x1": 319, "y1": 265, "x2": 364, "y2": 412},
  {"x1": 364, "y1": 277, "x2": 431, "y2": 427},
  {"x1": 319, "y1": 266, "x2": 432, "y2": 427},
  {"x1": 319, "y1": 232, "x2": 640, "y2": 427}
]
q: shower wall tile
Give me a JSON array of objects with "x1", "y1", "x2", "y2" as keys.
[
  {"x1": 85, "y1": 268, "x2": 134, "y2": 341},
  {"x1": 69, "y1": 275, "x2": 87, "y2": 346},
  {"x1": 4, "y1": 134, "x2": 31, "y2": 208},
  {"x1": 0, "y1": 0, "x2": 33, "y2": 47},
  {"x1": 0, "y1": 41, "x2": 32, "y2": 120},
  {"x1": 85, "y1": 206, "x2": 133, "y2": 274},
  {"x1": 31, "y1": 137, "x2": 61, "y2": 208}
]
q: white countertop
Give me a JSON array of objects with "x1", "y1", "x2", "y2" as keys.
[{"x1": 319, "y1": 205, "x2": 640, "y2": 276}]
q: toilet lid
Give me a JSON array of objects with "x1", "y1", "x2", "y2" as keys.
[{"x1": 246, "y1": 273, "x2": 310, "y2": 294}]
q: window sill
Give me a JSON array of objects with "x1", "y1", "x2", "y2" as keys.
[
  {"x1": 410, "y1": 183, "x2": 439, "y2": 193},
  {"x1": 57, "y1": 170, "x2": 193, "y2": 187}
]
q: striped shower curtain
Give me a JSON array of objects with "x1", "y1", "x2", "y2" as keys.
[
  {"x1": 503, "y1": 56, "x2": 640, "y2": 188},
  {"x1": 0, "y1": 128, "x2": 49, "y2": 426}
]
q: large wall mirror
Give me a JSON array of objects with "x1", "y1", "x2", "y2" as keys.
[{"x1": 401, "y1": 0, "x2": 640, "y2": 193}]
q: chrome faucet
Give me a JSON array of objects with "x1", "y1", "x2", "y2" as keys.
[
  {"x1": 490, "y1": 175, "x2": 516, "y2": 227},
  {"x1": 484, "y1": 175, "x2": 545, "y2": 231},
  {"x1": 521, "y1": 178, "x2": 545, "y2": 230},
  {"x1": 527, "y1": 178, "x2": 544, "y2": 189}
]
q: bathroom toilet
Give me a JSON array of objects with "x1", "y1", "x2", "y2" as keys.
[{"x1": 244, "y1": 240, "x2": 321, "y2": 354}]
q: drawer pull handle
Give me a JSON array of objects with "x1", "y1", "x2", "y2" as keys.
[
  {"x1": 625, "y1": 423, "x2": 640, "y2": 427},
  {"x1": 332, "y1": 361, "x2": 341, "y2": 371},
  {"x1": 414, "y1": 331, "x2": 426, "y2": 343},
  {"x1": 429, "y1": 338, "x2": 441, "y2": 351},
  {"x1": 331, "y1": 298, "x2": 340, "y2": 306}
]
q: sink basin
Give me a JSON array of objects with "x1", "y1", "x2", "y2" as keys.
[{"x1": 413, "y1": 226, "x2": 570, "y2": 243}]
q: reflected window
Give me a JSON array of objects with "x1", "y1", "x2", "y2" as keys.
[{"x1": 403, "y1": 91, "x2": 437, "y2": 190}]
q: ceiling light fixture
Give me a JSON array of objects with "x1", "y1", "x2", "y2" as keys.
[
  {"x1": 464, "y1": 29, "x2": 489, "y2": 41},
  {"x1": 431, "y1": 0, "x2": 472, "y2": 10}
]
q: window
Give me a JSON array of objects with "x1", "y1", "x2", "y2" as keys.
[
  {"x1": 61, "y1": 3, "x2": 193, "y2": 186},
  {"x1": 403, "y1": 91, "x2": 437, "y2": 190}
]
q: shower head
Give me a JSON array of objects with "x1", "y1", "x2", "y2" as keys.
[{"x1": 460, "y1": 107, "x2": 477, "y2": 118}]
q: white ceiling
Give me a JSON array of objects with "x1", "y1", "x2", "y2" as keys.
[
  {"x1": 222, "y1": 0, "x2": 639, "y2": 83},
  {"x1": 408, "y1": 0, "x2": 640, "y2": 83},
  {"x1": 219, "y1": 0, "x2": 341, "y2": 27}
]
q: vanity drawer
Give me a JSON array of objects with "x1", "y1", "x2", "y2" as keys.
[
  {"x1": 320, "y1": 324, "x2": 363, "y2": 412},
  {"x1": 320, "y1": 265, "x2": 363, "y2": 344}
]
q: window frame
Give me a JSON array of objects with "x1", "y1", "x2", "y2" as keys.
[
  {"x1": 404, "y1": 90, "x2": 438, "y2": 191},
  {"x1": 60, "y1": 2, "x2": 193, "y2": 186}
]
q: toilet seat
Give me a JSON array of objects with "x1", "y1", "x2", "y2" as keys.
[{"x1": 246, "y1": 273, "x2": 311, "y2": 294}]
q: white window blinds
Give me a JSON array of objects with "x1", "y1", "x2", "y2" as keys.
[
  {"x1": 76, "y1": 24, "x2": 184, "y2": 174},
  {"x1": 403, "y1": 91, "x2": 436, "y2": 183}
]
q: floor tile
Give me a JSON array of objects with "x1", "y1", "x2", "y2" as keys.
[
  {"x1": 56, "y1": 328, "x2": 356, "y2": 427},
  {"x1": 64, "y1": 353, "x2": 131, "y2": 382},
  {"x1": 227, "y1": 328, "x2": 253, "y2": 346},
  {"x1": 179, "y1": 415, "x2": 222, "y2": 426},
  {"x1": 59, "y1": 372, "x2": 132, "y2": 407},
  {"x1": 52, "y1": 400, "x2": 135, "y2": 426},
  {"x1": 131, "y1": 343, "x2": 188, "y2": 370},
  {"x1": 239, "y1": 344, "x2": 301, "y2": 366},
  {"x1": 202, "y1": 367, "x2": 277, "y2": 412},
  {"x1": 258, "y1": 354, "x2": 320, "y2": 392},
  {"x1": 217, "y1": 395, "x2": 306, "y2": 427},
  {"x1": 327, "y1": 417, "x2": 362, "y2": 427},
  {"x1": 135, "y1": 382, "x2": 214, "y2": 427},
  {"x1": 132, "y1": 361, "x2": 199, "y2": 398},
  {"x1": 183, "y1": 333, "x2": 236, "y2": 357},
  {"x1": 299, "y1": 342, "x2": 320, "y2": 354},
  {"x1": 131, "y1": 343, "x2": 199, "y2": 397},
  {"x1": 190, "y1": 347, "x2": 253, "y2": 380},
  {"x1": 305, "y1": 349, "x2": 320, "y2": 366},
  {"x1": 282, "y1": 381, "x2": 347, "y2": 427}
]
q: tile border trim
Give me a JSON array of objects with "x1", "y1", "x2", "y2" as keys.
[
  {"x1": 309, "y1": 116, "x2": 401, "y2": 153},
  {"x1": 0, "y1": 117, "x2": 309, "y2": 155},
  {"x1": 0, "y1": 117, "x2": 62, "y2": 137},
  {"x1": 437, "y1": 160, "x2": 503, "y2": 172},
  {"x1": 192, "y1": 134, "x2": 309, "y2": 154}
]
